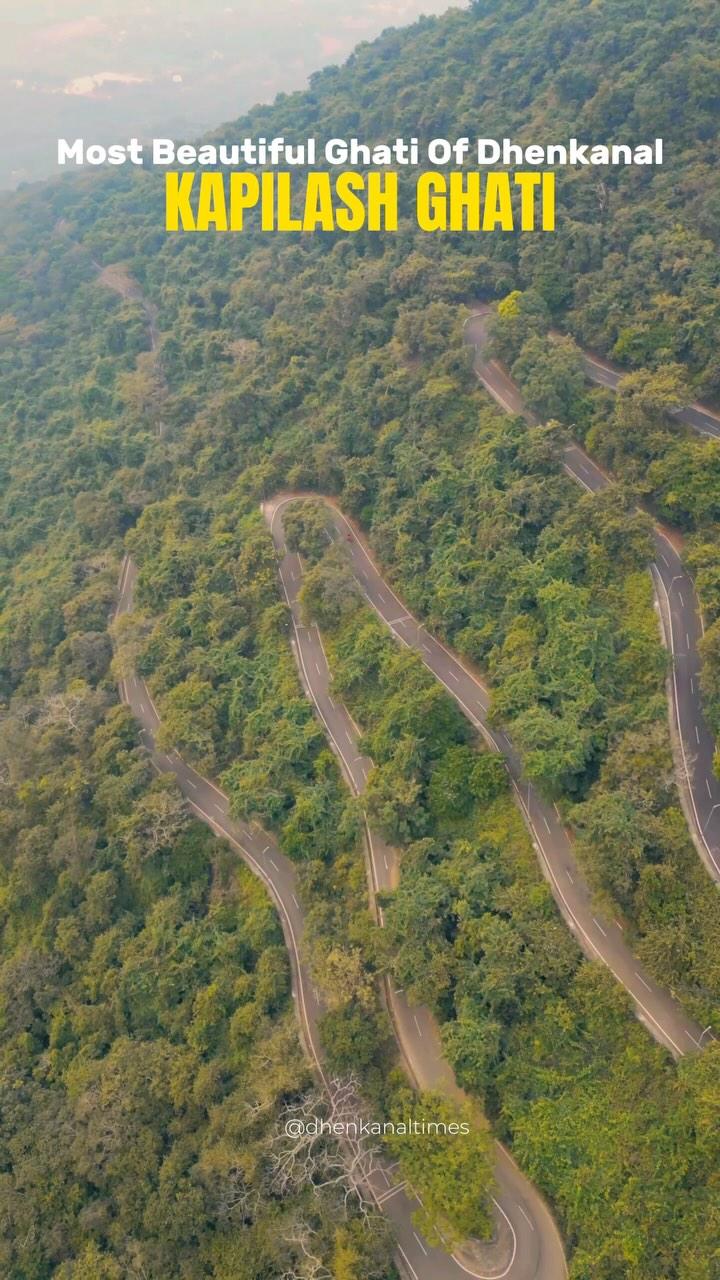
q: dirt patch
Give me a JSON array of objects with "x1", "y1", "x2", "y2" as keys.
[{"x1": 96, "y1": 262, "x2": 143, "y2": 303}]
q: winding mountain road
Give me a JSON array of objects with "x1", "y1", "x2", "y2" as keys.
[
  {"x1": 265, "y1": 498, "x2": 568, "y2": 1280},
  {"x1": 110, "y1": 278, "x2": 714, "y2": 1279},
  {"x1": 264, "y1": 494, "x2": 705, "y2": 1060},
  {"x1": 577, "y1": 346, "x2": 720, "y2": 441},
  {"x1": 115, "y1": 554, "x2": 565, "y2": 1280},
  {"x1": 465, "y1": 308, "x2": 720, "y2": 885}
]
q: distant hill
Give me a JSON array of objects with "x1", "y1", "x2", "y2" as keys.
[{"x1": 0, "y1": 0, "x2": 456, "y2": 189}]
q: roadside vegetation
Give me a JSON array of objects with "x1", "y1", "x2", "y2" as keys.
[
  {"x1": 0, "y1": 682, "x2": 398, "y2": 1278},
  {"x1": 1, "y1": 0, "x2": 720, "y2": 1275},
  {"x1": 294, "y1": 552, "x2": 720, "y2": 1280},
  {"x1": 489, "y1": 286, "x2": 720, "y2": 762}
]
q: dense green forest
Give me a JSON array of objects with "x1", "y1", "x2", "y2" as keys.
[
  {"x1": 488, "y1": 290, "x2": 720, "y2": 748},
  {"x1": 2, "y1": 0, "x2": 720, "y2": 1276},
  {"x1": 300, "y1": 551, "x2": 720, "y2": 1278},
  {"x1": 0, "y1": 692, "x2": 398, "y2": 1278}
]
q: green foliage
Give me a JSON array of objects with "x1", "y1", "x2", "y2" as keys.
[
  {"x1": 310, "y1": 583, "x2": 720, "y2": 1276},
  {"x1": 1, "y1": 0, "x2": 720, "y2": 1273},
  {"x1": 382, "y1": 780, "x2": 720, "y2": 1280},
  {"x1": 469, "y1": 754, "x2": 508, "y2": 804},
  {"x1": 0, "y1": 686, "x2": 353, "y2": 1276},
  {"x1": 385, "y1": 1088, "x2": 494, "y2": 1249},
  {"x1": 686, "y1": 540, "x2": 720, "y2": 624},
  {"x1": 511, "y1": 334, "x2": 590, "y2": 425},
  {"x1": 283, "y1": 498, "x2": 333, "y2": 563},
  {"x1": 301, "y1": 848, "x2": 396, "y2": 1103},
  {"x1": 489, "y1": 289, "x2": 549, "y2": 363},
  {"x1": 299, "y1": 545, "x2": 361, "y2": 630},
  {"x1": 428, "y1": 745, "x2": 478, "y2": 821},
  {"x1": 323, "y1": 603, "x2": 473, "y2": 843}
]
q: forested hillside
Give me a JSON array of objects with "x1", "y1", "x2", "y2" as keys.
[{"x1": 1, "y1": 0, "x2": 720, "y2": 1277}]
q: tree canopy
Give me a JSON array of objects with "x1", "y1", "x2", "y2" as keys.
[{"x1": 1, "y1": 0, "x2": 720, "y2": 1273}]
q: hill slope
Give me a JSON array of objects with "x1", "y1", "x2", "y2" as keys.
[{"x1": 1, "y1": 3, "x2": 720, "y2": 1278}]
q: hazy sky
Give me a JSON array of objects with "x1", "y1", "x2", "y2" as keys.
[{"x1": 1, "y1": 1, "x2": 462, "y2": 189}]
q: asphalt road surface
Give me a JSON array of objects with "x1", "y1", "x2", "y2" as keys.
[
  {"x1": 264, "y1": 498, "x2": 569, "y2": 1280},
  {"x1": 464, "y1": 309, "x2": 720, "y2": 885},
  {"x1": 579, "y1": 348, "x2": 720, "y2": 441},
  {"x1": 115, "y1": 554, "x2": 564, "y2": 1280},
  {"x1": 265, "y1": 494, "x2": 706, "y2": 1061},
  {"x1": 109, "y1": 273, "x2": 715, "y2": 1276}
]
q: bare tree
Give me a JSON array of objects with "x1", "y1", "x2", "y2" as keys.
[
  {"x1": 38, "y1": 687, "x2": 90, "y2": 732},
  {"x1": 270, "y1": 1076, "x2": 381, "y2": 1219},
  {"x1": 216, "y1": 1165, "x2": 260, "y2": 1225},
  {"x1": 124, "y1": 1244, "x2": 152, "y2": 1280},
  {"x1": 279, "y1": 1220, "x2": 332, "y2": 1280},
  {"x1": 132, "y1": 786, "x2": 188, "y2": 857}
]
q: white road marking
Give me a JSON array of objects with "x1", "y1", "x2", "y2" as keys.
[
  {"x1": 635, "y1": 972, "x2": 653, "y2": 993},
  {"x1": 187, "y1": 779, "x2": 197, "y2": 790},
  {"x1": 593, "y1": 917, "x2": 607, "y2": 938},
  {"x1": 653, "y1": 558, "x2": 720, "y2": 878},
  {"x1": 518, "y1": 1203, "x2": 535, "y2": 1231},
  {"x1": 543, "y1": 817, "x2": 551, "y2": 833},
  {"x1": 696, "y1": 726, "x2": 700, "y2": 744},
  {"x1": 678, "y1": 592, "x2": 684, "y2": 606},
  {"x1": 413, "y1": 1014, "x2": 423, "y2": 1037},
  {"x1": 292, "y1": 894, "x2": 300, "y2": 908},
  {"x1": 397, "y1": 1246, "x2": 419, "y2": 1280},
  {"x1": 377, "y1": 1181, "x2": 408, "y2": 1203},
  {"x1": 272, "y1": 494, "x2": 703, "y2": 1057},
  {"x1": 707, "y1": 780, "x2": 713, "y2": 798},
  {"x1": 448, "y1": 670, "x2": 460, "y2": 682},
  {"x1": 413, "y1": 1232, "x2": 428, "y2": 1256}
]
